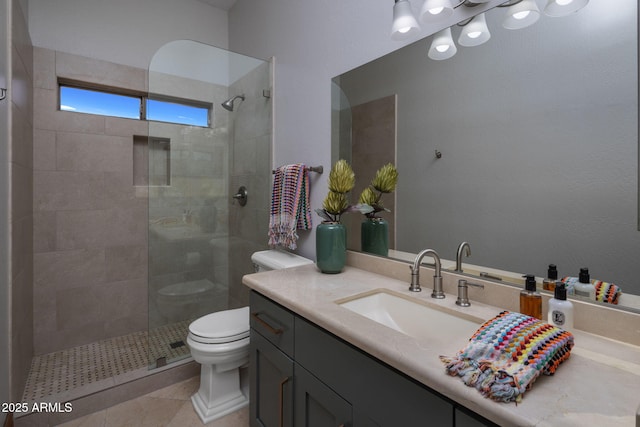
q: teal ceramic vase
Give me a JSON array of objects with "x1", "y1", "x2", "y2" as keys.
[
  {"x1": 316, "y1": 222, "x2": 347, "y2": 274},
  {"x1": 361, "y1": 217, "x2": 389, "y2": 257}
]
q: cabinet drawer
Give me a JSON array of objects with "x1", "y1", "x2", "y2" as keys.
[{"x1": 250, "y1": 291, "x2": 295, "y2": 357}]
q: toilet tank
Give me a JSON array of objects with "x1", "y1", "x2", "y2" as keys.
[{"x1": 251, "y1": 249, "x2": 313, "y2": 272}]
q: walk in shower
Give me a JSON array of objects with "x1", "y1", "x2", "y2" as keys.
[
  {"x1": 21, "y1": 42, "x2": 271, "y2": 421},
  {"x1": 146, "y1": 41, "x2": 272, "y2": 368}
]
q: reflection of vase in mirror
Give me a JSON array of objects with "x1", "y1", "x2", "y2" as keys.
[
  {"x1": 361, "y1": 217, "x2": 389, "y2": 257},
  {"x1": 343, "y1": 94, "x2": 397, "y2": 253},
  {"x1": 332, "y1": 0, "x2": 640, "y2": 310}
]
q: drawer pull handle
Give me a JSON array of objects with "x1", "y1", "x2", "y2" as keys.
[
  {"x1": 251, "y1": 312, "x2": 284, "y2": 335},
  {"x1": 279, "y1": 376, "x2": 290, "y2": 427}
]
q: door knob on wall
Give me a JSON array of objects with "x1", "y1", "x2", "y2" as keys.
[{"x1": 232, "y1": 186, "x2": 248, "y2": 206}]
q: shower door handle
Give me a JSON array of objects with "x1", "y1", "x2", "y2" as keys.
[{"x1": 0, "y1": 88, "x2": 6, "y2": 101}]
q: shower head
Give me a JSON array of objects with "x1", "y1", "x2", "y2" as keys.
[{"x1": 221, "y1": 94, "x2": 245, "y2": 112}]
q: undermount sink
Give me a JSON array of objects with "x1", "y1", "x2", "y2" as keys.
[{"x1": 337, "y1": 289, "x2": 482, "y2": 341}]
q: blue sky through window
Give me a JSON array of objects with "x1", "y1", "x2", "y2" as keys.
[
  {"x1": 59, "y1": 85, "x2": 210, "y2": 127},
  {"x1": 60, "y1": 86, "x2": 140, "y2": 119},
  {"x1": 147, "y1": 99, "x2": 209, "y2": 127}
]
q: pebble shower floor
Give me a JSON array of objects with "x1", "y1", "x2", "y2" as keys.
[{"x1": 22, "y1": 320, "x2": 192, "y2": 402}]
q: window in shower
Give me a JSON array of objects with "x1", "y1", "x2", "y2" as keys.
[
  {"x1": 146, "y1": 97, "x2": 210, "y2": 127},
  {"x1": 60, "y1": 85, "x2": 141, "y2": 119},
  {"x1": 59, "y1": 80, "x2": 211, "y2": 127}
]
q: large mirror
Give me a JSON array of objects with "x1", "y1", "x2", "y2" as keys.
[{"x1": 332, "y1": 0, "x2": 639, "y2": 311}]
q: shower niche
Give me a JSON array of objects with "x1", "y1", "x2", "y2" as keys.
[{"x1": 147, "y1": 41, "x2": 273, "y2": 368}]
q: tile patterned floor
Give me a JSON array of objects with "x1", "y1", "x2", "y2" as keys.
[
  {"x1": 23, "y1": 320, "x2": 193, "y2": 403},
  {"x1": 55, "y1": 377, "x2": 249, "y2": 427}
]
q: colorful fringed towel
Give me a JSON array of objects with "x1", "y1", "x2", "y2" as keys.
[
  {"x1": 268, "y1": 164, "x2": 312, "y2": 250},
  {"x1": 440, "y1": 311, "x2": 574, "y2": 404},
  {"x1": 561, "y1": 276, "x2": 622, "y2": 305}
]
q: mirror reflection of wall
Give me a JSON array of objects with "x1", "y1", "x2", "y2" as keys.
[{"x1": 334, "y1": 0, "x2": 639, "y2": 306}]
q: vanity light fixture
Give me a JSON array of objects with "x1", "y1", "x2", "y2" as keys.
[
  {"x1": 420, "y1": 0, "x2": 454, "y2": 24},
  {"x1": 428, "y1": 27, "x2": 458, "y2": 60},
  {"x1": 392, "y1": 0, "x2": 421, "y2": 40},
  {"x1": 502, "y1": 0, "x2": 541, "y2": 29},
  {"x1": 458, "y1": 13, "x2": 491, "y2": 47},
  {"x1": 543, "y1": 0, "x2": 589, "y2": 17}
]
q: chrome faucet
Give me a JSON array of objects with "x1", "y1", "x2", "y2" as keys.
[
  {"x1": 409, "y1": 249, "x2": 445, "y2": 298},
  {"x1": 455, "y1": 279, "x2": 484, "y2": 307},
  {"x1": 455, "y1": 241, "x2": 471, "y2": 272}
]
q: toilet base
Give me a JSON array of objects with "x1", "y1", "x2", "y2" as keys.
[{"x1": 191, "y1": 364, "x2": 249, "y2": 424}]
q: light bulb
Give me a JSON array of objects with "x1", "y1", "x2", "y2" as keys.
[
  {"x1": 391, "y1": 0, "x2": 420, "y2": 40},
  {"x1": 458, "y1": 13, "x2": 491, "y2": 47},
  {"x1": 420, "y1": 0, "x2": 454, "y2": 24},
  {"x1": 428, "y1": 27, "x2": 457, "y2": 60},
  {"x1": 503, "y1": 0, "x2": 540, "y2": 30},
  {"x1": 544, "y1": 0, "x2": 587, "y2": 17}
]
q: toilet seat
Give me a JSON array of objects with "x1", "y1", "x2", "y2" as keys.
[{"x1": 188, "y1": 306, "x2": 249, "y2": 344}]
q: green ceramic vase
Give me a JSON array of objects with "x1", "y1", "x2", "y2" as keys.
[
  {"x1": 316, "y1": 222, "x2": 347, "y2": 274},
  {"x1": 361, "y1": 217, "x2": 389, "y2": 257}
]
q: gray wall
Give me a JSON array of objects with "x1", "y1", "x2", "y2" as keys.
[
  {"x1": 1, "y1": 0, "x2": 10, "y2": 418},
  {"x1": 1, "y1": 0, "x2": 34, "y2": 406},
  {"x1": 337, "y1": 2, "x2": 639, "y2": 293}
]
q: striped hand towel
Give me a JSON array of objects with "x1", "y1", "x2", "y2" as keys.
[
  {"x1": 268, "y1": 164, "x2": 312, "y2": 250},
  {"x1": 440, "y1": 311, "x2": 574, "y2": 403},
  {"x1": 561, "y1": 276, "x2": 622, "y2": 305}
]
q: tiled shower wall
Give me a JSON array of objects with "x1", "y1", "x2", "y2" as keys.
[
  {"x1": 228, "y1": 61, "x2": 272, "y2": 308},
  {"x1": 32, "y1": 49, "x2": 150, "y2": 355},
  {"x1": 10, "y1": 0, "x2": 34, "y2": 402}
]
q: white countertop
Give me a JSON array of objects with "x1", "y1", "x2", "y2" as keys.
[{"x1": 243, "y1": 264, "x2": 640, "y2": 427}]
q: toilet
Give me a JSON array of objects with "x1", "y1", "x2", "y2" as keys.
[{"x1": 187, "y1": 249, "x2": 313, "y2": 423}]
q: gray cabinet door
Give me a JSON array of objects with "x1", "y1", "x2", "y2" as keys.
[
  {"x1": 250, "y1": 330, "x2": 294, "y2": 427},
  {"x1": 455, "y1": 408, "x2": 496, "y2": 427},
  {"x1": 295, "y1": 364, "x2": 353, "y2": 427}
]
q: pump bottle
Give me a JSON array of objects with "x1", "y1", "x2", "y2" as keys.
[
  {"x1": 573, "y1": 267, "x2": 595, "y2": 299},
  {"x1": 520, "y1": 274, "x2": 542, "y2": 319},
  {"x1": 548, "y1": 283, "x2": 574, "y2": 331},
  {"x1": 542, "y1": 264, "x2": 558, "y2": 292}
]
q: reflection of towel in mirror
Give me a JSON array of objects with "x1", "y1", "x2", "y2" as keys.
[
  {"x1": 440, "y1": 311, "x2": 574, "y2": 404},
  {"x1": 268, "y1": 164, "x2": 312, "y2": 250},
  {"x1": 561, "y1": 276, "x2": 621, "y2": 305}
]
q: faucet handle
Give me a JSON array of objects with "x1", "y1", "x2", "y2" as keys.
[{"x1": 456, "y1": 279, "x2": 484, "y2": 307}]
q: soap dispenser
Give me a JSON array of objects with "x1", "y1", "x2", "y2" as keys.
[
  {"x1": 548, "y1": 283, "x2": 574, "y2": 331},
  {"x1": 520, "y1": 274, "x2": 542, "y2": 319},
  {"x1": 573, "y1": 267, "x2": 595, "y2": 299},
  {"x1": 542, "y1": 264, "x2": 558, "y2": 292}
]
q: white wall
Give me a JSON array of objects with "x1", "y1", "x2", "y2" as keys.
[
  {"x1": 228, "y1": 0, "x2": 504, "y2": 259},
  {"x1": 29, "y1": 0, "x2": 229, "y2": 69}
]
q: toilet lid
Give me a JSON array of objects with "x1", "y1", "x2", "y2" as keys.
[{"x1": 188, "y1": 306, "x2": 249, "y2": 341}]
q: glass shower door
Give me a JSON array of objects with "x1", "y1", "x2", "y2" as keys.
[{"x1": 146, "y1": 41, "x2": 272, "y2": 368}]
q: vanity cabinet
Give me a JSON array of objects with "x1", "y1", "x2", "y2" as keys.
[
  {"x1": 250, "y1": 291, "x2": 496, "y2": 427},
  {"x1": 294, "y1": 363, "x2": 353, "y2": 426},
  {"x1": 250, "y1": 292, "x2": 295, "y2": 427}
]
